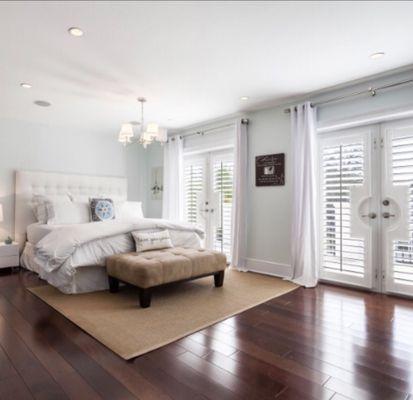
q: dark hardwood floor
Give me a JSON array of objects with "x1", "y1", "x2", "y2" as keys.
[{"x1": 0, "y1": 269, "x2": 412, "y2": 400}]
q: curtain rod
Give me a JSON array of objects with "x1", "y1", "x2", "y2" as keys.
[
  {"x1": 170, "y1": 118, "x2": 249, "y2": 140},
  {"x1": 284, "y1": 78, "x2": 413, "y2": 114}
]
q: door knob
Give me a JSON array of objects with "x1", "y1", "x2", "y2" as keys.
[
  {"x1": 382, "y1": 212, "x2": 395, "y2": 219},
  {"x1": 382, "y1": 199, "x2": 390, "y2": 206},
  {"x1": 361, "y1": 212, "x2": 377, "y2": 219}
]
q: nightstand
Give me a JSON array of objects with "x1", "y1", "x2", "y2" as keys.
[{"x1": 0, "y1": 242, "x2": 19, "y2": 269}]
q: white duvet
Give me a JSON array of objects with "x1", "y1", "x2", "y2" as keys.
[{"x1": 33, "y1": 218, "x2": 204, "y2": 272}]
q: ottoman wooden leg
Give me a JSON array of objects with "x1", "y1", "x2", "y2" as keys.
[
  {"x1": 139, "y1": 288, "x2": 152, "y2": 308},
  {"x1": 214, "y1": 271, "x2": 225, "y2": 287},
  {"x1": 108, "y1": 276, "x2": 119, "y2": 293}
]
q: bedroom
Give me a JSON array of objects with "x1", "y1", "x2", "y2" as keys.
[{"x1": 1, "y1": 1, "x2": 413, "y2": 399}]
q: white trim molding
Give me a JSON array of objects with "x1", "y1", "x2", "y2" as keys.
[
  {"x1": 317, "y1": 104, "x2": 413, "y2": 134},
  {"x1": 245, "y1": 258, "x2": 291, "y2": 278}
]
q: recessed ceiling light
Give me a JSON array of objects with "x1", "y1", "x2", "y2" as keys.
[
  {"x1": 370, "y1": 52, "x2": 385, "y2": 60},
  {"x1": 20, "y1": 82, "x2": 32, "y2": 89},
  {"x1": 34, "y1": 100, "x2": 51, "y2": 107},
  {"x1": 68, "y1": 27, "x2": 84, "y2": 37},
  {"x1": 240, "y1": 96, "x2": 249, "y2": 101}
]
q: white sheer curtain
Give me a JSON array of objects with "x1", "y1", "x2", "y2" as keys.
[
  {"x1": 162, "y1": 135, "x2": 184, "y2": 220},
  {"x1": 290, "y1": 102, "x2": 318, "y2": 287},
  {"x1": 231, "y1": 119, "x2": 248, "y2": 270}
]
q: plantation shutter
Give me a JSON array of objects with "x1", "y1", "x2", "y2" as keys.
[
  {"x1": 392, "y1": 134, "x2": 413, "y2": 284},
  {"x1": 183, "y1": 159, "x2": 205, "y2": 225},
  {"x1": 212, "y1": 158, "x2": 234, "y2": 260},
  {"x1": 321, "y1": 142, "x2": 365, "y2": 276}
]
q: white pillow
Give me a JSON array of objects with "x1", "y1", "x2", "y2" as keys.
[
  {"x1": 31, "y1": 194, "x2": 71, "y2": 223},
  {"x1": 132, "y1": 230, "x2": 173, "y2": 253},
  {"x1": 116, "y1": 201, "x2": 144, "y2": 222},
  {"x1": 47, "y1": 202, "x2": 90, "y2": 225}
]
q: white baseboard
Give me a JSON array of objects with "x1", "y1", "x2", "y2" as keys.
[{"x1": 245, "y1": 258, "x2": 291, "y2": 278}]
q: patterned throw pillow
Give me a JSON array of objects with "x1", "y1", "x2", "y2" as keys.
[
  {"x1": 132, "y1": 230, "x2": 173, "y2": 253},
  {"x1": 90, "y1": 198, "x2": 115, "y2": 222}
]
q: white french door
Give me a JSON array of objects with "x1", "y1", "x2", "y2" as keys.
[
  {"x1": 319, "y1": 118, "x2": 413, "y2": 297},
  {"x1": 319, "y1": 125, "x2": 375, "y2": 289},
  {"x1": 382, "y1": 119, "x2": 413, "y2": 296},
  {"x1": 183, "y1": 150, "x2": 234, "y2": 260}
]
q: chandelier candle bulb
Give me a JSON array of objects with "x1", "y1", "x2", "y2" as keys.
[{"x1": 118, "y1": 123, "x2": 134, "y2": 144}]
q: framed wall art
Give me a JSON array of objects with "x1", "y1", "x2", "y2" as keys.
[{"x1": 255, "y1": 153, "x2": 285, "y2": 186}]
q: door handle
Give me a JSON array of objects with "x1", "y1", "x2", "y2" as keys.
[
  {"x1": 361, "y1": 212, "x2": 377, "y2": 219},
  {"x1": 382, "y1": 212, "x2": 396, "y2": 219}
]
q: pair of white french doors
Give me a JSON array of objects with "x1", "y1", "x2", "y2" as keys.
[
  {"x1": 319, "y1": 118, "x2": 413, "y2": 297},
  {"x1": 183, "y1": 150, "x2": 234, "y2": 260}
]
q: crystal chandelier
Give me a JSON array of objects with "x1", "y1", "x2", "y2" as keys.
[{"x1": 118, "y1": 98, "x2": 167, "y2": 148}]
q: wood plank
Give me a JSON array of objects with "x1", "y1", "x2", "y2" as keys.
[
  {"x1": 204, "y1": 350, "x2": 285, "y2": 397},
  {"x1": 0, "y1": 296, "x2": 102, "y2": 400},
  {"x1": 186, "y1": 332, "x2": 237, "y2": 356},
  {"x1": 1, "y1": 286, "x2": 168, "y2": 400},
  {"x1": 0, "y1": 313, "x2": 69, "y2": 399},
  {"x1": 177, "y1": 351, "x2": 271, "y2": 400},
  {"x1": 229, "y1": 350, "x2": 334, "y2": 400},
  {"x1": 145, "y1": 349, "x2": 241, "y2": 400},
  {"x1": 287, "y1": 349, "x2": 411, "y2": 397},
  {"x1": 133, "y1": 353, "x2": 207, "y2": 400},
  {"x1": 324, "y1": 376, "x2": 408, "y2": 400},
  {"x1": 200, "y1": 328, "x2": 328, "y2": 385},
  {"x1": 0, "y1": 375, "x2": 34, "y2": 400},
  {"x1": 0, "y1": 345, "x2": 18, "y2": 381},
  {"x1": 250, "y1": 320, "x2": 413, "y2": 381}
]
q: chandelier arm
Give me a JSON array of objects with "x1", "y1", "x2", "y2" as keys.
[{"x1": 141, "y1": 100, "x2": 144, "y2": 133}]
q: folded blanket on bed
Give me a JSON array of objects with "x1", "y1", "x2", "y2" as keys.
[{"x1": 34, "y1": 218, "x2": 204, "y2": 272}]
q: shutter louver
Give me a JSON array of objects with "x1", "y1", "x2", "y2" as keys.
[
  {"x1": 213, "y1": 159, "x2": 234, "y2": 260},
  {"x1": 322, "y1": 142, "x2": 365, "y2": 276},
  {"x1": 392, "y1": 135, "x2": 413, "y2": 284},
  {"x1": 184, "y1": 161, "x2": 204, "y2": 225}
]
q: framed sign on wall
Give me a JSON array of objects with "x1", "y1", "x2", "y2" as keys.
[{"x1": 255, "y1": 153, "x2": 285, "y2": 186}]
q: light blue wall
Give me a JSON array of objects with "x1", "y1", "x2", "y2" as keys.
[
  {"x1": 246, "y1": 68, "x2": 413, "y2": 273},
  {"x1": 142, "y1": 68, "x2": 413, "y2": 274},
  {"x1": 0, "y1": 118, "x2": 147, "y2": 241},
  {"x1": 144, "y1": 142, "x2": 164, "y2": 218}
]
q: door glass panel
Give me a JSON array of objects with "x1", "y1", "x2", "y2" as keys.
[
  {"x1": 183, "y1": 159, "x2": 205, "y2": 225},
  {"x1": 212, "y1": 157, "x2": 234, "y2": 260},
  {"x1": 321, "y1": 141, "x2": 365, "y2": 277},
  {"x1": 391, "y1": 134, "x2": 413, "y2": 285}
]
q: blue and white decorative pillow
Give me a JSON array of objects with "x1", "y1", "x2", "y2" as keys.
[{"x1": 90, "y1": 198, "x2": 115, "y2": 222}]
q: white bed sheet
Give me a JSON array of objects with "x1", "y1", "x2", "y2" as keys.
[{"x1": 26, "y1": 223, "x2": 63, "y2": 244}]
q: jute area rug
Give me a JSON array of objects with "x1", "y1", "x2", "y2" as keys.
[{"x1": 29, "y1": 269, "x2": 297, "y2": 360}]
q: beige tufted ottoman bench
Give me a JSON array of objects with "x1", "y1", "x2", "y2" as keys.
[{"x1": 106, "y1": 247, "x2": 227, "y2": 308}]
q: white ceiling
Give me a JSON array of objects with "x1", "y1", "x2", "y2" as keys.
[{"x1": 1, "y1": 1, "x2": 413, "y2": 134}]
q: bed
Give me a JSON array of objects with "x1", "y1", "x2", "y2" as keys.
[{"x1": 16, "y1": 170, "x2": 203, "y2": 294}]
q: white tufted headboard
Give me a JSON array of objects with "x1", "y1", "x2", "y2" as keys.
[{"x1": 15, "y1": 170, "x2": 127, "y2": 248}]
